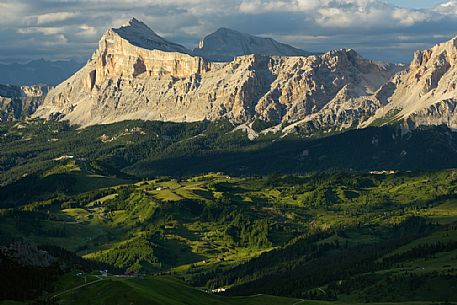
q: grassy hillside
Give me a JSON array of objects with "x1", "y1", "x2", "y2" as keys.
[
  {"x1": 2, "y1": 119, "x2": 457, "y2": 304},
  {"x1": 1, "y1": 169, "x2": 457, "y2": 303},
  {"x1": 55, "y1": 275, "x2": 300, "y2": 305},
  {"x1": 53, "y1": 275, "x2": 457, "y2": 305}
]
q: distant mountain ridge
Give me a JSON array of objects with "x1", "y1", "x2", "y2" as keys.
[{"x1": 0, "y1": 59, "x2": 82, "y2": 86}]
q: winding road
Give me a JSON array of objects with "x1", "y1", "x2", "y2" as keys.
[{"x1": 51, "y1": 276, "x2": 103, "y2": 299}]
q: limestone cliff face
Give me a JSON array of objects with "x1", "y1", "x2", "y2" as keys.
[
  {"x1": 36, "y1": 19, "x2": 215, "y2": 125},
  {"x1": 36, "y1": 19, "x2": 398, "y2": 129},
  {"x1": 366, "y1": 36, "x2": 457, "y2": 129},
  {"x1": 0, "y1": 84, "x2": 49, "y2": 122},
  {"x1": 92, "y1": 26, "x2": 211, "y2": 84}
]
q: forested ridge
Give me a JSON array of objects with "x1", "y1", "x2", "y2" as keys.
[{"x1": 2, "y1": 119, "x2": 457, "y2": 304}]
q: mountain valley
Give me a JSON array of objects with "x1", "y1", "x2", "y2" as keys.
[{"x1": 2, "y1": 15, "x2": 457, "y2": 305}]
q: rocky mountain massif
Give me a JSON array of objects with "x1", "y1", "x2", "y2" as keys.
[
  {"x1": 0, "y1": 84, "x2": 50, "y2": 122},
  {"x1": 34, "y1": 18, "x2": 397, "y2": 130},
  {"x1": 31, "y1": 18, "x2": 457, "y2": 134}
]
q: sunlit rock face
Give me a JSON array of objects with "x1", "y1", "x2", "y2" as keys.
[
  {"x1": 35, "y1": 18, "x2": 400, "y2": 131},
  {"x1": 366, "y1": 36, "x2": 457, "y2": 130}
]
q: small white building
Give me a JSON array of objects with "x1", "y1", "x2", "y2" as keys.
[{"x1": 211, "y1": 288, "x2": 226, "y2": 293}]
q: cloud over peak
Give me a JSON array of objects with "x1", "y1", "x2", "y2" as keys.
[{"x1": 0, "y1": 0, "x2": 456, "y2": 64}]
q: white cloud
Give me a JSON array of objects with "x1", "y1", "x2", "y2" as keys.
[
  {"x1": 239, "y1": 0, "x2": 320, "y2": 13},
  {"x1": 433, "y1": 1, "x2": 457, "y2": 15},
  {"x1": 76, "y1": 25, "x2": 98, "y2": 39},
  {"x1": 240, "y1": 0, "x2": 432, "y2": 29},
  {"x1": 391, "y1": 8, "x2": 430, "y2": 26},
  {"x1": 26, "y1": 11, "x2": 80, "y2": 26},
  {"x1": 0, "y1": 1, "x2": 27, "y2": 25},
  {"x1": 17, "y1": 27, "x2": 65, "y2": 35},
  {"x1": 42, "y1": 34, "x2": 68, "y2": 46}
]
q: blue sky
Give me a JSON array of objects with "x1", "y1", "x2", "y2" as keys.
[
  {"x1": 390, "y1": 0, "x2": 443, "y2": 8},
  {"x1": 1, "y1": 0, "x2": 457, "y2": 64}
]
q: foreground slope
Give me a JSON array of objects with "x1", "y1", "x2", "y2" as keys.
[
  {"x1": 55, "y1": 276, "x2": 299, "y2": 305},
  {"x1": 55, "y1": 275, "x2": 457, "y2": 305},
  {"x1": 1, "y1": 169, "x2": 457, "y2": 304}
]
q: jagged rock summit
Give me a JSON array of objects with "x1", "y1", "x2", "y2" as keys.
[
  {"x1": 113, "y1": 18, "x2": 190, "y2": 54},
  {"x1": 193, "y1": 27, "x2": 310, "y2": 62},
  {"x1": 365, "y1": 36, "x2": 457, "y2": 129}
]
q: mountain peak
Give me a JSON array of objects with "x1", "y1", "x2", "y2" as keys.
[
  {"x1": 111, "y1": 18, "x2": 189, "y2": 54},
  {"x1": 123, "y1": 17, "x2": 148, "y2": 29},
  {"x1": 193, "y1": 27, "x2": 310, "y2": 62},
  {"x1": 214, "y1": 27, "x2": 241, "y2": 34},
  {"x1": 128, "y1": 17, "x2": 142, "y2": 25},
  {"x1": 411, "y1": 34, "x2": 457, "y2": 69},
  {"x1": 439, "y1": 34, "x2": 457, "y2": 50},
  {"x1": 116, "y1": 18, "x2": 158, "y2": 39}
]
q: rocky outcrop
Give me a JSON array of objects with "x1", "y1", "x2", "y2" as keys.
[
  {"x1": 35, "y1": 19, "x2": 399, "y2": 130},
  {"x1": 0, "y1": 84, "x2": 50, "y2": 122},
  {"x1": 259, "y1": 50, "x2": 401, "y2": 135},
  {"x1": 365, "y1": 36, "x2": 457, "y2": 130},
  {"x1": 193, "y1": 27, "x2": 310, "y2": 62}
]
